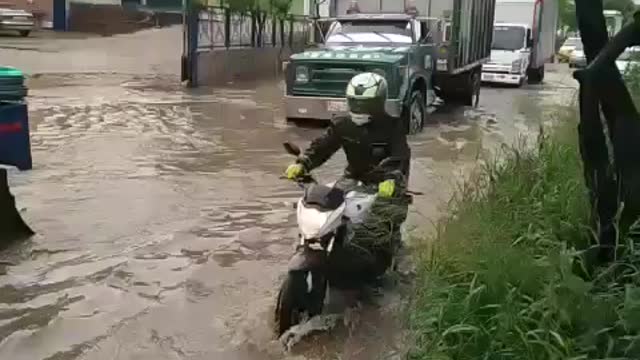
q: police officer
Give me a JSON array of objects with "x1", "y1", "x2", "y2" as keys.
[{"x1": 284, "y1": 72, "x2": 411, "y2": 279}]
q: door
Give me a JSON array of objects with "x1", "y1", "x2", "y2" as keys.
[{"x1": 52, "y1": 0, "x2": 65, "y2": 30}]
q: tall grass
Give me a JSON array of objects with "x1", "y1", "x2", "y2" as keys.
[{"x1": 408, "y1": 110, "x2": 640, "y2": 359}]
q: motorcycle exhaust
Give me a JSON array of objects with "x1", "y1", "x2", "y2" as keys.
[{"x1": 0, "y1": 168, "x2": 34, "y2": 244}]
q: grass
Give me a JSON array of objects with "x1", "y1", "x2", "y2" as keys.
[{"x1": 407, "y1": 107, "x2": 640, "y2": 359}]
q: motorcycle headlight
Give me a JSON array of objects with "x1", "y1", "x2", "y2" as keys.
[{"x1": 295, "y1": 66, "x2": 309, "y2": 84}]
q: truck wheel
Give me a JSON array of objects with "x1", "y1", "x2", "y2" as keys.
[
  {"x1": 404, "y1": 90, "x2": 425, "y2": 135},
  {"x1": 527, "y1": 65, "x2": 545, "y2": 84},
  {"x1": 463, "y1": 70, "x2": 481, "y2": 107}
]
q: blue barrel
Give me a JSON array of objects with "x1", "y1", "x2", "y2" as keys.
[{"x1": 0, "y1": 67, "x2": 32, "y2": 171}]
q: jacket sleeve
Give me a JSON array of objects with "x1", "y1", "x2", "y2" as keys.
[
  {"x1": 297, "y1": 121, "x2": 342, "y2": 171},
  {"x1": 383, "y1": 119, "x2": 411, "y2": 185}
]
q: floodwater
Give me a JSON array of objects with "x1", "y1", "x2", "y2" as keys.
[{"x1": 0, "y1": 63, "x2": 577, "y2": 359}]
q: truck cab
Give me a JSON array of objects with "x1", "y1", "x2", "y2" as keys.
[
  {"x1": 481, "y1": 23, "x2": 532, "y2": 87},
  {"x1": 284, "y1": 13, "x2": 441, "y2": 134},
  {"x1": 284, "y1": 0, "x2": 494, "y2": 134}
]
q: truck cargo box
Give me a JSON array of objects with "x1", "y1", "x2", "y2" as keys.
[
  {"x1": 494, "y1": 0, "x2": 558, "y2": 69},
  {"x1": 331, "y1": 0, "x2": 495, "y2": 74}
]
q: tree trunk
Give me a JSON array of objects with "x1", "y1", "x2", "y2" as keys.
[
  {"x1": 574, "y1": 1, "x2": 640, "y2": 262},
  {"x1": 0, "y1": 169, "x2": 34, "y2": 245}
]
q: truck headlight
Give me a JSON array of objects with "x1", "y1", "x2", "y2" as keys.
[
  {"x1": 511, "y1": 59, "x2": 523, "y2": 73},
  {"x1": 295, "y1": 66, "x2": 309, "y2": 83}
]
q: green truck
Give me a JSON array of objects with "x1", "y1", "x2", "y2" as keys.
[{"x1": 284, "y1": 0, "x2": 495, "y2": 134}]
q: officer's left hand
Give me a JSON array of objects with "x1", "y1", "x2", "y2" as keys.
[{"x1": 378, "y1": 179, "x2": 395, "y2": 198}]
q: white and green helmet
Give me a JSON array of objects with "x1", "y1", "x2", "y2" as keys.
[{"x1": 345, "y1": 72, "x2": 388, "y2": 117}]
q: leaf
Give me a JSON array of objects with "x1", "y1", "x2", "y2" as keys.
[
  {"x1": 549, "y1": 330, "x2": 568, "y2": 350},
  {"x1": 441, "y1": 324, "x2": 480, "y2": 337}
]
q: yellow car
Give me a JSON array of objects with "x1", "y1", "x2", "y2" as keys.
[{"x1": 558, "y1": 37, "x2": 581, "y2": 63}]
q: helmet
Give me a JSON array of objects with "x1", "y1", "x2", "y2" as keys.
[{"x1": 346, "y1": 72, "x2": 388, "y2": 125}]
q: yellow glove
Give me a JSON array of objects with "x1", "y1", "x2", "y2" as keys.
[
  {"x1": 285, "y1": 163, "x2": 305, "y2": 180},
  {"x1": 378, "y1": 179, "x2": 396, "y2": 198}
]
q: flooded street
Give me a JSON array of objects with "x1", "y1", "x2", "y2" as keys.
[{"x1": 1, "y1": 28, "x2": 577, "y2": 359}]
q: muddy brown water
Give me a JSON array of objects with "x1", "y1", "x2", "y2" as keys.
[{"x1": 0, "y1": 68, "x2": 576, "y2": 360}]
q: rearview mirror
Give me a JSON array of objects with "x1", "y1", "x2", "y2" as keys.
[{"x1": 283, "y1": 142, "x2": 301, "y2": 156}]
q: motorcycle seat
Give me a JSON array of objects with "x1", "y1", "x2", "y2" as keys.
[{"x1": 303, "y1": 184, "x2": 345, "y2": 211}]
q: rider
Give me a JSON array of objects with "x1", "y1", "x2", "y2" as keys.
[{"x1": 284, "y1": 72, "x2": 411, "y2": 279}]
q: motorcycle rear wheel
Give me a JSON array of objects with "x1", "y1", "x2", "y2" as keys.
[{"x1": 274, "y1": 271, "x2": 327, "y2": 336}]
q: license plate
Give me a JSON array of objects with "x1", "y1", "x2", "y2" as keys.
[{"x1": 327, "y1": 100, "x2": 348, "y2": 112}]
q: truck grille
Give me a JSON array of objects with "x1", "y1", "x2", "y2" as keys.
[
  {"x1": 292, "y1": 63, "x2": 367, "y2": 97},
  {"x1": 482, "y1": 63, "x2": 511, "y2": 74}
]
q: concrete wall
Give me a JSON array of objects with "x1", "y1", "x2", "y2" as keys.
[{"x1": 196, "y1": 47, "x2": 295, "y2": 86}]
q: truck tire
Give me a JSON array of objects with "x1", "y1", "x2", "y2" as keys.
[
  {"x1": 404, "y1": 90, "x2": 425, "y2": 135},
  {"x1": 462, "y1": 69, "x2": 481, "y2": 107},
  {"x1": 527, "y1": 65, "x2": 545, "y2": 84}
]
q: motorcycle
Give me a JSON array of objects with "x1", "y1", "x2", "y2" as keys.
[{"x1": 274, "y1": 142, "x2": 418, "y2": 336}]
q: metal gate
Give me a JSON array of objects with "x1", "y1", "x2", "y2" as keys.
[{"x1": 182, "y1": 1, "x2": 311, "y2": 87}]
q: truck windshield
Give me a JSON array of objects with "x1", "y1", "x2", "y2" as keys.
[
  {"x1": 326, "y1": 20, "x2": 413, "y2": 44},
  {"x1": 492, "y1": 26, "x2": 525, "y2": 51}
]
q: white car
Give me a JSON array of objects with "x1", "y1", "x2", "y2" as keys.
[
  {"x1": 0, "y1": 6, "x2": 34, "y2": 37},
  {"x1": 559, "y1": 37, "x2": 581, "y2": 63},
  {"x1": 569, "y1": 43, "x2": 586, "y2": 68},
  {"x1": 616, "y1": 46, "x2": 640, "y2": 73}
]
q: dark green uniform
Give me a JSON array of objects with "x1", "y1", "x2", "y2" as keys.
[{"x1": 298, "y1": 115, "x2": 411, "y2": 280}]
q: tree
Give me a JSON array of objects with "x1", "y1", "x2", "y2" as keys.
[
  {"x1": 270, "y1": 0, "x2": 293, "y2": 18},
  {"x1": 573, "y1": 0, "x2": 640, "y2": 263},
  {"x1": 559, "y1": 0, "x2": 578, "y2": 32}
]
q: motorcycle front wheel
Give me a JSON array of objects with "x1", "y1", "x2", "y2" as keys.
[{"x1": 274, "y1": 270, "x2": 327, "y2": 336}]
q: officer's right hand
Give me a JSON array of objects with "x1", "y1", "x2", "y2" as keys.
[{"x1": 285, "y1": 163, "x2": 305, "y2": 180}]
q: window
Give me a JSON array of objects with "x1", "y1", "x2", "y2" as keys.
[
  {"x1": 492, "y1": 26, "x2": 526, "y2": 51},
  {"x1": 326, "y1": 20, "x2": 413, "y2": 44}
]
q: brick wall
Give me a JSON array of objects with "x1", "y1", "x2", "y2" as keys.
[{"x1": 67, "y1": 2, "x2": 180, "y2": 35}]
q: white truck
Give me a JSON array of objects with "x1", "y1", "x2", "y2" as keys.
[
  {"x1": 481, "y1": 0, "x2": 558, "y2": 86},
  {"x1": 603, "y1": 9, "x2": 623, "y2": 37}
]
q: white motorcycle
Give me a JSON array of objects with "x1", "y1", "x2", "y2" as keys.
[{"x1": 275, "y1": 142, "x2": 417, "y2": 336}]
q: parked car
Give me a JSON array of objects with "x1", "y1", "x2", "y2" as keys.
[
  {"x1": 616, "y1": 46, "x2": 640, "y2": 74},
  {"x1": 558, "y1": 37, "x2": 581, "y2": 63},
  {"x1": 0, "y1": 6, "x2": 34, "y2": 37},
  {"x1": 569, "y1": 42, "x2": 586, "y2": 68}
]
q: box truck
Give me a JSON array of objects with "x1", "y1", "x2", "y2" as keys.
[{"x1": 481, "y1": 0, "x2": 559, "y2": 86}]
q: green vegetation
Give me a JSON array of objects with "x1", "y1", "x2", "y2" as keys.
[
  {"x1": 214, "y1": 0, "x2": 295, "y2": 16},
  {"x1": 558, "y1": 0, "x2": 636, "y2": 32},
  {"x1": 623, "y1": 60, "x2": 640, "y2": 106},
  {"x1": 408, "y1": 105, "x2": 640, "y2": 358}
]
